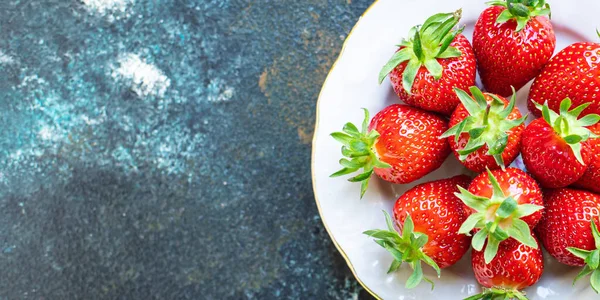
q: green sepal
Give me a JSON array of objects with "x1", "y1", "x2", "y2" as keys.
[
  {"x1": 487, "y1": 0, "x2": 551, "y2": 32},
  {"x1": 566, "y1": 217, "x2": 600, "y2": 293},
  {"x1": 379, "y1": 9, "x2": 464, "y2": 92},
  {"x1": 457, "y1": 169, "x2": 542, "y2": 262},
  {"x1": 441, "y1": 87, "x2": 525, "y2": 169},
  {"x1": 330, "y1": 109, "x2": 391, "y2": 198},
  {"x1": 464, "y1": 287, "x2": 529, "y2": 300},
  {"x1": 534, "y1": 99, "x2": 600, "y2": 166},
  {"x1": 364, "y1": 211, "x2": 441, "y2": 290}
]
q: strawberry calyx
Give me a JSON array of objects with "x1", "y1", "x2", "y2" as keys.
[
  {"x1": 534, "y1": 98, "x2": 600, "y2": 165},
  {"x1": 567, "y1": 217, "x2": 600, "y2": 293},
  {"x1": 441, "y1": 86, "x2": 526, "y2": 168},
  {"x1": 457, "y1": 169, "x2": 543, "y2": 264},
  {"x1": 486, "y1": 0, "x2": 551, "y2": 32},
  {"x1": 464, "y1": 287, "x2": 528, "y2": 300},
  {"x1": 378, "y1": 9, "x2": 464, "y2": 93},
  {"x1": 330, "y1": 109, "x2": 391, "y2": 198},
  {"x1": 364, "y1": 211, "x2": 441, "y2": 290}
]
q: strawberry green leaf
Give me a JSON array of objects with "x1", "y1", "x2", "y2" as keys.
[
  {"x1": 424, "y1": 59, "x2": 443, "y2": 80},
  {"x1": 569, "y1": 143, "x2": 585, "y2": 165},
  {"x1": 402, "y1": 59, "x2": 420, "y2": 94},
  {"x1": 579, "y1": 114, "x2": 600, "y2": 127},
  {"x1": 564, "y1": 135, "x2": 583, "y2": 144},
  {"x1": 592, "y1": 219, "x2": 600, "y2": 249},
  {"x1": 402, "y1": 214, "x2": 415, "y2": 240},
  {"x1": 484, "y1": 236, "x2": 500, "y2": 264},
  {"x1": 567, "y1": 247, "x2": 592, "y2": 260},
  {"x1": 587, "y1": 250, "x2": 600, "y2": 269},
  {"x1": 507, "y1": 218, "x2": 538, "y2": 248},
  {"x1": 455, "y1": 187, "x2": 491, "y2": 211},
  {"x1": 472, "y1": 228, "x2": 489, "y2": 251},
  {"x1": 437, "y1": 47, "x2": 462, "y2": 59},
  {"x1": 496, "y1": 9, "x2": 513, "y2": 23},
  {"x1": 406, "y1": 262, "x2": 424, "y2": 289},
  {"x1": 459, "y1": 212, "x2": 485, "y2": 235},
  {"x1": 455, "y1": 88, "x2": 481, "y2": 115},
  {"x1": 496, "y1": 196, "x2": 518, "y2": 218},
  {"x1": 487, "y1": 134, "x2": 508, "y2": 156},
  {"x1": 412, "y1": 232, "x2": 429, "y2": 249},
  {"x1": 384, "y1": 243, "x2": 405, "y2": 263},
  {"x1": 560, "y1": 97, "x2": 573, "y2": 115},
  {"x1": 378, "y1": 48, "x2": 413, "y2": 84},
  {"x1": 514, "y1": 204, "x2": 544, "y2": 218},
  {"x1": 330, "y1": 167, "x2": 359, "y2": 178},
  {"x1": 440, "y1": 120, "x2": 466, "y2": 139},
  {"x1": 573, "y1": 265, "x2": 594, "y2": 285},
  {"x1": 421, "y1": 254, "x2": 441, "y2": 278},
  {"x1": 592, "y1": 269, "x2": 600, "y2": 293},
  {"x1": 383, "y1": 210, "x2": 396, "y2": 232},
  {"x1": 487, "y1": 169, "x2": 506, "y2": 198},
  {"x1": 387, "y1": 259, "x2": 402, "y2": 274}
]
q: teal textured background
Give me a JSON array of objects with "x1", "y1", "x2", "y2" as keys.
[{"x1": 0, "y1": 0, "x2": 375, "y2": 299}]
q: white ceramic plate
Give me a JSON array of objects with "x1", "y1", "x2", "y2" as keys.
[{"x1": 311, "y1": 0, "x2": 600, "y2": 299}]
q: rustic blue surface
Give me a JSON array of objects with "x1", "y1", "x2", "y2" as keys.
[{"x1": 0, "y1": 0, "x2": 375, "y2": 299}]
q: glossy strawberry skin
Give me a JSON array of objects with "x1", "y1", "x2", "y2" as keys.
[
  {"x1": 369, "y1": 104, "x2": 450, "y2": 184},
  {"x1": 465, "y1": 168, "x2": 543, "y2": 228},
  {"x1": 528, "y1": 42, "x2": 600, "y2": 117},
  {"x1": 535, "y1": 188, "x2": 600, "y2": 266},
  {"x1": 448, "y1": 94, "x2": 525, "y2": 172},
  {"x1": 393, "y1": 175, "x2": 472, "y2": 268},
  {"x1": 472, "y1": 237, "x2": 544, "y2": 290},
  {"x1": 473, "y1": 6, "x2": 555, "y2": 97},
  {"x1": 389, "y1": 34, "x2": 477, "y2": 115},
  {"x1": 574, "y1": 124, "x2": 600, "y2": 193},
  {"x1": 521, "y1": 118, "x2": 592, "y2": 188}
]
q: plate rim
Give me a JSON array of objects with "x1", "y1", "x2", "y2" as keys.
[{"x1": 310, "y1": 0, "x2": 383, "y2": 299}]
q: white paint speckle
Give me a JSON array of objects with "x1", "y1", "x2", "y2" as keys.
[
  {"x1": 82, "y1": 0, "x2": 134, "y2": 21},
  {"x1": 0, "y1": 50, "x2": 15, "y2": 65},
  {"x1": 112, "y1": 53, "x2": 171, "y2": 98},
  {"x1": 207, "y1": 78, "x2": 235, "y2": 102},
  {"x1": 38, "y1": 125, "x2": 57, "y2": 141}
]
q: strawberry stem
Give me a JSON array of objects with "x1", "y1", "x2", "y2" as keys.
[
  {"x1": 567, "y1": 216, "x2": 600, "y2": 293},
  {"x1": 440, "y1": 86, "x2": 526, "y2": 169},
  {"x1": 464, "y1": 288, "x2": 529, "y2": 300},
  {"x1": 330, "y1": 109, "x2": 391, "y2": 198},
  {"x1": 486, "y1": 0, "x2": 551, "y2": 32},
  {"x1": 364, "y1": 211, "x2": 441, "y2": 290},
  {"x1": 534, "y1": 99, "x2": 600, "y2": 165},
  {"x1": 457, "y1": 169, "x2": 542, "y2": 263},
  {"x1": 378, "y1": 10, "x2": 464, "y2": 91}
]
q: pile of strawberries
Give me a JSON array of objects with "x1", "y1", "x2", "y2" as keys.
[{"x1": 331, "y1": 0, "x2": 600, "y2": 299}]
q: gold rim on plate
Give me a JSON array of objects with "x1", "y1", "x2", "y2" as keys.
[{"x1": 310, "y1": 0, "x2": 382, "y2": 299}]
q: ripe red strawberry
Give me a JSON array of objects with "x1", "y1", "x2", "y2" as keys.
[
  {"x1": 535, "y1": 188, "x2": 600, "y2": 266},
  {"x1": 473, "y1": 0, "x2": 555, "y2": 97},
  {"x1": 535, "y1": 188, "x2": 600, "y2": 292},
  {"x1": 457, "y1": 168, "x2": 543, "y2": 263},
  {"x1": 364, "y1": 175, "x2": 472, "y2": 288},
  {"x1": 379, "y1": 10, "x2": 476, "y2": 115},
  {"x1": 521, "y1": 99, "x2": 600, "y2": 188},
  {"x1": 331, "y1": 105, "x2": 450, "y2": 197},
  {"x1": 528, "y1": 42, "x2": 600, "y2": 117},
  {"x1": 441, "y1": 86, "x2": 526, "y2": 172},
  {"x1": 468, "y1": 237, "x2": 543, "y2": 300},
  {"x1": 574, "y1": 123, "x2": 600, "y2": 193}
]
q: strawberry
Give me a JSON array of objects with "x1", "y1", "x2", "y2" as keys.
[
  {"x1": 331, "y1": 105, "x2": 450, "y2": 197},
  {"x1": 457, "y1": 168, "x2": 543, "y2": 263},
  {"x1": 528, "y1": 41, "x2": 600, "y2": 117},
  {"x1": 441, "y1": 86, "x2": 526, "y2": 172},
  {"x1": 574, "y1": 123, "x2": 600, "y2": 193},
  {"x1": 521, "y1": 99, "x2": 600, "y2": 188},
  {"x1": 473, "y1": 0, "x2": 555, "y2": 97},
  {"x1": 535, "y1": 188, "x2": 600, "y2": 292},
  {"x1": 467, "y1": 237, "x2": 543, "y2": 300},
  {"x1": 379, "y1": 10, "x2": 476, "y2": 115},
  {"x1": 364, "y1": 175, "x2": 472, "y2": 288},
  {"x1": 535, "y1": 188, "x2": 600, "y2": 266}
]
